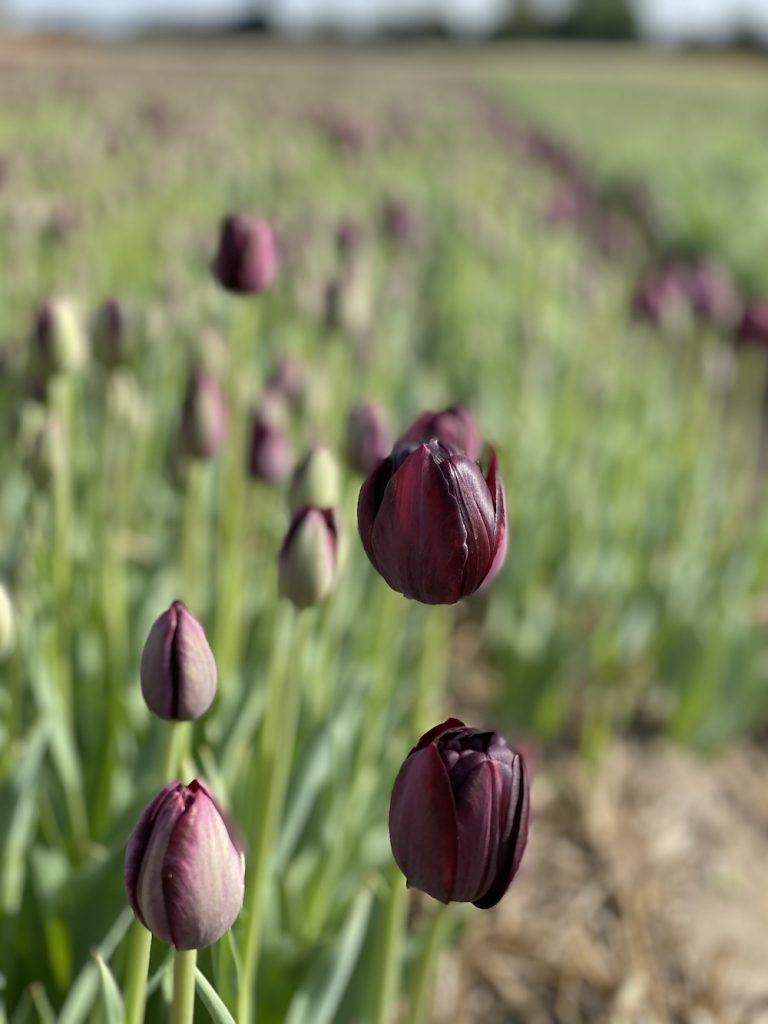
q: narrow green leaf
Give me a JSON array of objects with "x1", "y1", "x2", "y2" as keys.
[
  {"x1": 93, "y1": 952, "x2": 124, "y2": 1024},
  {"x1": 286, "y1": 888, "x2": 374, "y2": 1024},
  {"x1": 194, "y1": 968, "x2": 236, "y2": 1024}
]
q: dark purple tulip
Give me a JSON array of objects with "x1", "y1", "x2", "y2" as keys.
[
  {"x1": 140, "y1": 601, "x2": 217, "y2": 721},
  {"x1": 125, "y1": 779, "x2": 245, "y2": 950},
  {"x1": 389, "y1": 719, "x2": 529, "y2": 908},
  {"x1": 247, "y1": 412, "x2": 293, "y2": 483},
  {"x1": 92, "y1": 298, "x2": 126, "y2": 368},
  {"x1": 687, "y1": 262, "x2": 738, "y2": 325},
  {"x1": 336, "y1": 218, "x2": 363, "y2": 265},
  {"x1": 345, "y1": 402, "x2": 393, "y2": 476},
  {"x1": 399, "y1": 405, "x2": 481, "y2": 462},
  {"x1": 383, "y1": 199, "x2": 423, "y2": 247},
  {"x1": 358, "y1": 439, "x2": 507, "y2": 605},
  {"x1": 631, "y1": 265, "x2": 690, "y2": 325},
  {"x1": 213, "y1": 214, "x2": 279, "y2": 294},
  {"x1": 180, "y1": 371, "x2": 228, "y2": 460},
  {"x1": 736, "y1": 301, "x2": 768, "y2": 347},
  {"x1": 266, "y1": 355, "x2": 305, "y2": 407}
]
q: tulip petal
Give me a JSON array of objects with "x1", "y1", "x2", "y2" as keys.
[
  {"x1": 451, "y1": 760, "x2": 500, "y2": 902},
  {"x1": 173, "y1": 605, "x2": 217, "y2": 720},
  {"x1": 439, "y1": 456, "x2": 495, "y2": 596},
  {"x1": 124, "y1": 782, "x2": 178, "y2": 927},
  {"x1": 389, "y1": 745, "x2": 458, "y2": 903},
  {"x1": 478, "y1": 449, "x2": 508, "y2": 592},
  {"x1": 134, "y1": 786, "x2": 190, "y2": 944},
  {"x1": 472, "y1": 754, "x2": 529, "y2": 909},
  {"x1": 163, "y1": 783, "x2": 245, "y2": 950},
  {"x1": 369, "y1": 445, "x2": 469, "y2": 604}
]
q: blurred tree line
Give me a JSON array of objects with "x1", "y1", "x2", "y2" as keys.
[{"x1": 502, "y1": 0, "x2": 639, "y2": 40}]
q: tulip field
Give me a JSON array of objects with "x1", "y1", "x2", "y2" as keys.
[{"x1": 3, "y1": 38, "x2": 768, "y2": 1023}]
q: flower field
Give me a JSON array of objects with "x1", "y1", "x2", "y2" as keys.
[{"x1": 1, "y1": 37, "x2": 768, "y2": 1023}]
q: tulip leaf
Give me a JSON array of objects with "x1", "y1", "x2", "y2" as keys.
[
  {"x1": 285, "y1": 887, "x2": 373, "y2": 1024},
  {"x1": 194, "y1": 968, "x2": 236, "y2": 1024},
  {"x1": 0, "y1": 721, "x2": 48, "y2": 914},
  {"x1": 92, "y1": 953, "x2": 124, "y2": 1024},
  {"x1": 58, "y1": 908, "x2": 133, "y2": 1024},
  {"x1": 28, "y1": 984, "x2": 56, "y2": 1024}
]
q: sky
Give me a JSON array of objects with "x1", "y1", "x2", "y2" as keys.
[{"x1": 4, "y1": 0, "x2": 768, "y2": 39}]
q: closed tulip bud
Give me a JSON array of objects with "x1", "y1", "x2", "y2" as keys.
[
  {"x1": 399, "y1": 405, "x2": 481, "y2": 462},
  {"x1": 336, "y1": 218, "x2": 363, "y2": 265},
  {"x1": 33, "y1": 298, "x2": 88, "y2": 375},
  {"x1": 181, "y1": 371, "x2": 228, "y2": 460},
  {"x1": 289, "y1": 446, "x2": 340, "y2": 513},
  {"x1": 92, "y1": 298, "x2": 127, "y2": 368},
  {"x1": 279, "y1": 506, "x2": 338, "y2": 609},
  {"x1": 736, "y1": 300, "x2": 768, "y2": 348},
  {"x1": 213, "y1": 214, "x2": 279, "y2": 294},
  {"x1": 266, "y1": 355, "x2": 305, "y2": 407},
  {"x1": 345, "y1": 402, "x2": 393, "y2": 476},
  {"x1": 247, "y1": 412, "x2": 293, "y2": 483},
  {"x1": 140, "y1": 601, "x2": 217, "y2": 721},
  {"x1": 0, "y1": 583, "x2": 15, "y2": 660},
  {"x1": 124, "y1": 779, "x2": 245, "y2": 950},
  {"x1": 389, "y1": 719, "x2": 529, "y2": 908},
  {"x1": 358, "y1": 440, "x2": 507, "y2": 604}
]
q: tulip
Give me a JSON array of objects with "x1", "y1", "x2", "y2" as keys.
[
  {"x1": 140, "y1": 601, "x2": 217, "y2": 721},
  {"x1": 399, "y1": 405, "x2": 481, "y2": 462},
  {"x1": 358, "y1": 439, "x2": 507, "y2": 604},
  {"x1": 266, "y1": 355, "x2": 305, "y2": 408},
  {"x1": 213, "y1": 214, "x2": 279, "y2": 294},
  {"x1": 345, "y1": 402, "x2": 393, "y2": 476},
  {"x1": 92, "y1": 298, "x2": 126, "y2": 368},
  {"x1": 389, "y1": 719, "x2": 529, "y2": 908},
  {"x1": 247, "y1": 411, "x2": 293, "y2": 483},
  {"x1": 125, "y1": 779, "x2": 245, "y2": 950},
  {"x1": 736, "y1": 300, "x2": 768, "y2": 347},
  {"x1": 279, "y1": 506, "x2": 339, "y2": 609},
  {"x1": 383, "y1": 198, "x2": 423, "y2": 247},
  {"x1": 33, "y1": 298, "x2": 88, "y2": 375},
  {"x1": 336, "y1": 218, "x2": 363, "y2": 265},
  {"x1": 180, "y1": 370, "x2": 228, "y2": 460},
  {"x1": 288, "y1": 445, "x2": 341, "y2": 513}
]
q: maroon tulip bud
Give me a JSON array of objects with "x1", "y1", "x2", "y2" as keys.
[
  {"x1": 383, "y1": 199, "x2": 423, "y2": 247},
  {"x1": 687, "y1": 262, "x2": 738, "y2": 325},
  {"x1": 92, "y1": 298, "x2": 127, "y2": 368},
  {"x1": 125, "y1": 779, "x2": 245, "y2": 950},
  {"x1": 247, "y1": 412, "x2": 293, "y2": 483},
  {"x1": 399, "y1": 405, "x2": 481, "y2": 462},
  {"x1": 358, "y1": 439, "x2": 507, "y2": 605},
  {"x1": 212, "y1": 214, "x2": 279, "y2": 295},
  {"x1": 345, "y1": 402, "x2": 393, "y2": 476},
  {"x1": 631, "y1": 265, "x2": 690, "y2": 325},
  {"x1": 180, "y1": 371, "x2": 228, "y2": 460},
  {"x1": 279, "y1": 506, "x2": 339, "y2": 608},
  {"x1": 336, "y1": 218, "x2": 363, "y2": 265},
  {"x1": 736, "y1": 300, "x2": 768, "y2": 348},
  {"x1": 140, "y1": 601, "x2": 217, "y2": 721},
  {"x1": 266, "y1": 355, "x2": 305, "y2": 408},
  {"x1": 389, "y1": 718, "x2": 529, "y2": 908}
]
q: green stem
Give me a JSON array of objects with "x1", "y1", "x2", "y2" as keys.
[
  {"x1": 171, "y1": 948, "x2": 197, "y2": 1024},
  {"x1": 123, "y1": 922, "x2": 153, "y2": 1024},
  {"x1": 408, "y1": 903, "x2": 452, "y2": 1024},
  {"x1": 413, "y1": 605, "x2": 452, "y2": 735},
  {"x1": 238, "y1": 605, "x2": 303, "y2": 1024},
  {"x1": 180, "y1": 461, "x2": 209, "y2": 613},
  {"x1": 161, "y1": 721, "x2": 188, "y2": 782},
  {"x1": 372, "y1": 863, "x2": 409, "y2": 1024}
]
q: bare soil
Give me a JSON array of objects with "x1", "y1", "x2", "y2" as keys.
[{"x1": 437, "y1": 740, "x2": 768, "y2": 1023}]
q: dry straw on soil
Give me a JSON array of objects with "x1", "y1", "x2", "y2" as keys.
[{"x1": 439, "y1": 740, "x2": 768, "y2": 1024}]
